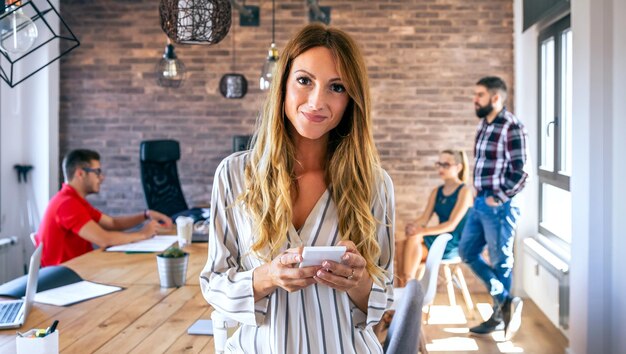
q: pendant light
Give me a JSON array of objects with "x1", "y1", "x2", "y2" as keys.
[
  {"x1": 219, "y1": 19, "x2": 247, "y2": 99},
  {"x1": 156, "y1": 38, "x2": 186, "y2": 88},
  {"x1": 0, "y1": 1, "x2": 38, "y2": 55},
  {"x1": 259, "y1": 0, "x2": 278, "y2": 91},
  {"x1": 159, "y1": 0, "x2": 232, "y2": 45},
  {"x1": 0, "y1": 0, "x2": 80, "y2": 88}
]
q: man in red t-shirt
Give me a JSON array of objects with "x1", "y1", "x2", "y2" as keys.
[{"x1": 36, "y1": 149, "x2": 173, "y2": 267}]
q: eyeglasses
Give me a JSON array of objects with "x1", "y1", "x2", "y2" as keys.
[
  {"x1": 82, "y1": 167, "x2": 103, "y2": 177},
  {"x1": 434, "y1": 162, "x2": 452, "y2": 169}
]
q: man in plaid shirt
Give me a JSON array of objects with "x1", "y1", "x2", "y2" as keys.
[{"x1": 459, "y1": 77, "x2": 528, "y2": 340}]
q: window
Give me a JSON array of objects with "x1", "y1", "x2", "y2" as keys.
[{"x1": 538, "y1": 16, "x2": 572, "y2": 247}]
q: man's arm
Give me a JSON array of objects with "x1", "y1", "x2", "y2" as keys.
[
  {"x1": 98, "y1": 210, "x2": 173, "y2": 231},
  {"x1": 498, "y1": 123, "x2": 529, "y2": 202},
  {"x1": 78, "y1": 219, "x2": 160, "y2": 249}
]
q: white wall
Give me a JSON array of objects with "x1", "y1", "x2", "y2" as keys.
[
  {"x1": 512, "y1": 0, "x2": 539, "y2": 297},
  {"x1": 569, "y1": 0, "x2": 626, "y2": 353},
  {"x1": 0, "y1": 0, "x2": 60, "y2": 276},
  {"x1": 610, "y1": 0, "x2": 626, "y2": 352}
]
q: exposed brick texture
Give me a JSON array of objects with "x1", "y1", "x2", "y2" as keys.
[{"x1": 59, "y1": 0, "x2": 514, "y2": 257}]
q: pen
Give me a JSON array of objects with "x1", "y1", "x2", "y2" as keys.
[
  {"x1": 17, "y1": 329, "x2": 36, "y2": 338},
  {"x1": 47, "y1": 320, "x2": 59, "y2": 335}
]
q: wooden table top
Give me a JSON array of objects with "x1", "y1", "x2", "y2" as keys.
[
  {"x1": 63, "y1": 243, "x2": 209, "y2": 287},
  {"x1": 0, "y1": 243, "x2": 215, "y2": 354}
]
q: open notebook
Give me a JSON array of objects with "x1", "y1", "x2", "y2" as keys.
[
  {"x1": 0, "y1": 263, "x2": 122, "y2": 307},
  {"x1": 105, "y1": 235, "x2": 178, "y2": 252}
]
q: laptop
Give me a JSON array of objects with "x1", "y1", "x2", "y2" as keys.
[{"x1": 0, "y1": 244, "x2": 42, "y2": 329}]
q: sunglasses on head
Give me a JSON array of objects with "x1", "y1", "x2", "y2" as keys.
[{"x1": 82, "y1": 167, "x2": 103, "y2": 177}]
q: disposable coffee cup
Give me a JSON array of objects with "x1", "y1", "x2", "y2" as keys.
[{"x1": 176, "y1": 216, "x2": 193, "y2": 247}]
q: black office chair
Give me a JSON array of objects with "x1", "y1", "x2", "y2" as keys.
[
  {"x1": 384, "y1": 279, "x2": 425, "y2": 354},
  {"x1": 139, "y1": 139, "x2": 189, "y2": 218},
  {"x1": 233, "y1": 135, "x2": 252, "y2": 152}
]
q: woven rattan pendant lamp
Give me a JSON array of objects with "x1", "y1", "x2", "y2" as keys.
[{"x1": 159, "y1": 0, "x2": 232, "y2": 45}]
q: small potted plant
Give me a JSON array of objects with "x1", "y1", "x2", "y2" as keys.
[{"x1": 156, "y1": 246, "x2": 189, "y2": 287}]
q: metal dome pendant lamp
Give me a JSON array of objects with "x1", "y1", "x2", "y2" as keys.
[
  {"x1": 259, "y1": 0, "x2": 278, "y2": 91},
  {"x1": 159, "y1": 0, "x2": 232, "y2": 45},
  {"x1": 219, "y1": 19, "x2": 247, "y2": 99}
]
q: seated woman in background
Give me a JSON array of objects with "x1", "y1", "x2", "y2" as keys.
[{"x1": 396, "y1": 150, "x2": 473, "y2": 286}]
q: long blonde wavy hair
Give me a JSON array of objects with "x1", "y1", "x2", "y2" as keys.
[{"x1": 241, "y1": 23, "x2": 386, "y2": 282}]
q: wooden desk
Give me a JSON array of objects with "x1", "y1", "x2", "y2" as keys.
[
  {"x1": 0, "y1": 243, "x2": 215, "y2": 353},
  {"x1": 63, "y1": 243, "x2": 209, "y2": 286}
]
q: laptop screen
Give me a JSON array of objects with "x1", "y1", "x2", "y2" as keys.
[{"x1": 23, "y1": 245, "x2": 42, "y2": 318}]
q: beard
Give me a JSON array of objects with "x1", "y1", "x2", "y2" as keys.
[{"x1": 475, "y1": 102, "x2": 494, "y2": 118}]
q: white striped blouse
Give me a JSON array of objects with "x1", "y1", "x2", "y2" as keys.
[{"x1": 200, "y1": 151, "x2": 395, "y2": 354}]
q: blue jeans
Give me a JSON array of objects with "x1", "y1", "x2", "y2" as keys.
[{"x1": 459, "y1": 196, "x2": 520, "y2": 305}]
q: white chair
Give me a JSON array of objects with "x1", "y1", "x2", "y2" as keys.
[
  {"x1": 418, "y1": 233, "x2": 452, "y2": 322},
  {"x1": 390, "y1": 233, "x2": 451, "y2": 351},
  {"x1": 441, "y1": 257, "x2": 474, "y2": 318},
  {"x1": 419, "y1": 233, "x2": 452, "y2": 308},
  {"x1": 383, "y1": 279, "x2": 425, "y2": 354},
  {"x1": 211, "y1": 311, "x2": 239, "y2": 354}
]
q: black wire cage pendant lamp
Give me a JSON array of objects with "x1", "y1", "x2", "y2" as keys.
[
  {"x1": 159, "y1": 0, "x2": 232, "y2": 45},
  {"x1": 156, "y1": 38, "x2": 186, "y2": 88},
  {"x1": 219, "y1": 19, "x2": 247, "y2": 99},
  {"x1": 0, "y1": 0, "x2": 80, "y2": 87},
  {"x1": 259, "y1": 0, "x2": 278, "y2": 91}
]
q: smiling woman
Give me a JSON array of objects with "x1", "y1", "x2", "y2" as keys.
[{"x1": 200, "y1": 23, "x2": 395, "y2": 354}]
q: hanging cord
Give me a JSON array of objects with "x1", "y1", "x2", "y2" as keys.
[
  {"x1": 231, "y1": 17, "x2": 236, "y2": 71},
  {"x1": 271, "y1": 0, "x2": 275, "y2": 43}
]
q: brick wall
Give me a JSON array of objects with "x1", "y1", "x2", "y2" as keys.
[{"x1": 60, "y1": 0, "x2": 514, "y2": 246}]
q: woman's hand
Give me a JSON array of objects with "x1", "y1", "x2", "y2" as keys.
[
  {"x1": 405, "y1": 222, "x2": 417, "y2": 236},
  {"x1": 253, "y1": 247, "x2": 320, "y2": 300},
  {"x1": 313, "y1": 240, "x2": 369, "y2": 292},
  {"x1": 270, "y1": 247, "x2": 320, "y2": 292},
  {"x1": 406, "y1": 222, "x2": 426, "y2": 237},
  {"x1": 406, "y1": 223, "x2": 426, "y2": 238}
]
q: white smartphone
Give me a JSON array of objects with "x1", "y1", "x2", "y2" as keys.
[{"x1": 299, "y1": 246, "x2": 347, "y2": 268}]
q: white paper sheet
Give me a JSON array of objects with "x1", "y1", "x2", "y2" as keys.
[
  {"x1": 34, "y1": 281, "x2": 122, "y2": 306},
  {"x1": 105, "y1": 235, "x2": 178, "y2": 252}
]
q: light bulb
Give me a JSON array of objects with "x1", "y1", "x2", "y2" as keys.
[
  {"x1": 259, "y1": 60, "x2": 276, "y2": 91},
  {"x1": 156, "y1": 43, "x2": 185, "y2": 88},
  {"x1": 163, "y1": 60, "x2": 178, "y2": 78},
  {"x1": 0, "y1": 7, "x2": 38, "y2": 55},
  {"x1": 259, "y1": 43, "x2": 279, "y2": 91}
]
